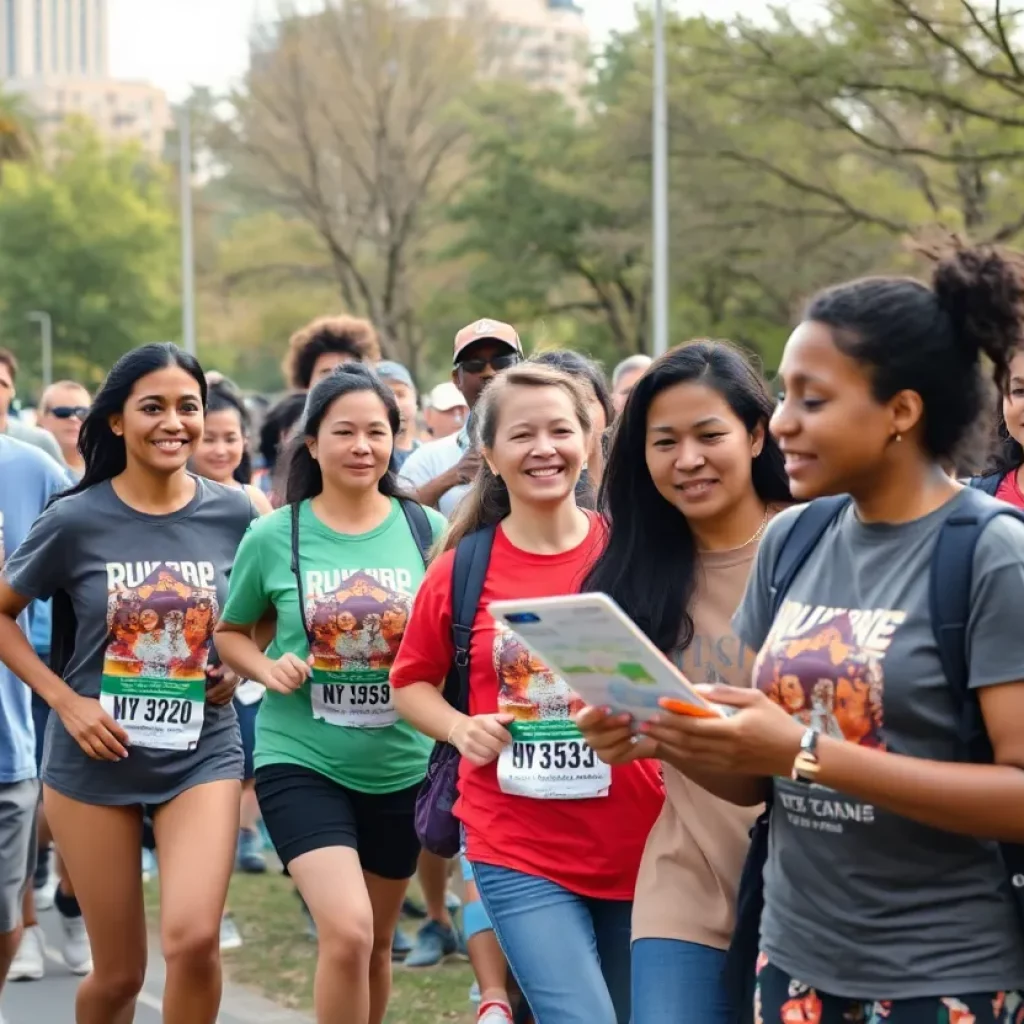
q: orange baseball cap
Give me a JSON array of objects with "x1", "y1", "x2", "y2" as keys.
[{"x1": 453, "y1": 318, "x2": 523, "y2": 364}]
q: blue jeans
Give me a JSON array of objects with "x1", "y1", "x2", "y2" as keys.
[
  {"x1": 471, "y1": 861, "x2": 632, "y2": 1024},
  {"x1": 631, "y1": 938, "x2": 733, "y2": 1024}
]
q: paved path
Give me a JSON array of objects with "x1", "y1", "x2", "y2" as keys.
[{"x1": 1, "y1": 906, "x2": 312, "y2": 1024}]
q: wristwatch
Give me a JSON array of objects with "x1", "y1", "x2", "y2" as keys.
[{"x1": 791, "y1": 728, "x2": 821, "y2": 782}]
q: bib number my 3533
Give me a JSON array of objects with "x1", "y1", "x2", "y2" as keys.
[{"x1": 498, "y1": 721, "x2": 610, "y2": 800}]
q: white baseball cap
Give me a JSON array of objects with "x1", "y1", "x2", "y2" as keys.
[{"x1": 428, "y1": 382, "x2": 468, "y2": 412}]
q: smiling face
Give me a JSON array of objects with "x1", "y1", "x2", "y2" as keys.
[
  {"x1": 108, "y1": 365, "x2": 204, "y2": 477},
  {"x1": 307, "y1": 389, "x2": 393, "y2": 494},
  {"x1": 484, "y1": 385, "x2": 588, "y2": 509},
  {"x1": 644, "y1": 380, "x2": 764, "y2": 523},
  {"x1": 1002, "y1": 349, "x2": 1024, "y2": 449},
  {"x1": 192, "y1": 407, "x2": 246, "y2": 484},
  {"x1": 771, "y1": 321, "x2": 902, "y2": 501}
]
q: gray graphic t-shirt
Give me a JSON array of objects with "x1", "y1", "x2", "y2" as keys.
[
  {"x1": 734, "y1": 492, "x2": 1024, "y2": 998},
  {"x1": 3, "y1": 477, "x2": 256, "y2": 805}
]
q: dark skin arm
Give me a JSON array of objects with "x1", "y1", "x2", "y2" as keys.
[
  {"x1": 641, "y1": 684, "x2": 1024, "y2": 841},
  {"x1": 413, "y1": 448, "x2": 482, "y2": 509}
]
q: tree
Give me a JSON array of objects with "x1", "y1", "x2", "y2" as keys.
[
  {"x1": 217, "y1": 0, "x2": 492, "y2": 377},
  {"x1": 0, "y1": 123, "x2": 179, "y2": 389},
  {"x1": 0, "y1": 88, "x2": 37, "y2": 185},
  {"x1": 448, "y1": 83, "x2": 652, "y2": 360}
]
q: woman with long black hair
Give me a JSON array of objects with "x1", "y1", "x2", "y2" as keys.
[
  {"x1": 577, "y1": 340, "x2": 791, "y2": 1024},
  {"x1": 214, "y1": 364, "x2": 444, "y2": 1024},
  {"x1": 0, "y1": 342, "x2": 255, "y2": 1024}
]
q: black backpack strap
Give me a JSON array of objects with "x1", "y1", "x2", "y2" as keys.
[
  {"x1": 930, "y1": 488, "x2": 1024, "y2": 756},
  {"x1": 967, "y1": 473, "x2": 1003, "y2": 497},
  {"x1": 399, "y1": 498, "x2": 434, "y2": 567},
  {"x1": 442, "y1": 526, "x2": 496, "y2": 712},
  {"x1": 769, "y1": 496, "x2": 851, "y2": 620}
]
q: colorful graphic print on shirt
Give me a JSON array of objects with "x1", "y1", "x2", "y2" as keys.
[
  {"x1": 754, "y1": 602, "x2": 906, "y2": 835},
  {"x1": 493, "y1": 623, "x2": 586, "y2": 725},
  {"x1": 102, "y1": 560, "x2": 218, "y2": 686},
  {"x1": 304, "y1": 568, "x2": 413, "y2": 684}
]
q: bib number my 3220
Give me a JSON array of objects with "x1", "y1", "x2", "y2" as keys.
[{"x1": 99, "y1": 677, "x2": 205, "y2": 751}]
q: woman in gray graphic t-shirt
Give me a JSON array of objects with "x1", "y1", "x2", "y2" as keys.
[
  {"x1": 0, "y1": 343, "x2": 256, "y2": 1024},
  {"x1": 641, "y1": 244, "x2": 1024, "y2": 1023}
]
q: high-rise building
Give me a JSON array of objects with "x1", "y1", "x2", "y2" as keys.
[
  {"x1": 0, "y1": 0, "x2": 170, "y2": 158},
  {"x1": 484, "y1": 0, "x2": 590, "y2": 104}
]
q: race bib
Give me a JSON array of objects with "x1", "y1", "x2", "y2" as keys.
[
  {"x1": 100, "y1": 677, "x2": 205, "y2": 751},
  {"x1": 497, "y1": 720, "x2": 611, "y2": 800},
  {"x1": 310, "y1": 678, "x2": 397, "y2": 728}
]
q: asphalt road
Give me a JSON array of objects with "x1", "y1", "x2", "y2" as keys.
[{"x1": 1, "y1": 907, "x2": 311, "y2": 1024}]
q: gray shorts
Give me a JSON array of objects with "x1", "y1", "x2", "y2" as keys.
[{"x1": 0, "y1": 779, "x2": 39, "y2": 933}]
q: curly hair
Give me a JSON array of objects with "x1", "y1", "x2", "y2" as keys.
[{"x1": 283, "y1": 315, "x2": 382, "y2": 390}]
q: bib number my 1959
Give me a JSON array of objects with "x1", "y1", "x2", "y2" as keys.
[
  {"x1": 498, "y1": 721, "x2": 611, "y2": 800},
  {"x1": 310, "y1": 681, "x2": 396, "y2": 728},
  {"x1": 99, "y1": 677, "x2": 205, "y2": 751}
]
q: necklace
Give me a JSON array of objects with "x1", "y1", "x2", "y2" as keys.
[{"x1": 699, "y1": 506, "x2": 770, "y2": 554}]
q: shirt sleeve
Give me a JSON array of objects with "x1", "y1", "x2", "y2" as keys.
[
  {"x1": 391, "y1": 550, "x2": 456, "y2": 690},
  {"x1": 2, "y1": 499, "x2": 71, "y2": 602},
  {"x1": 732, "y1": 505, "x2": 804, "y2": 652},
  {"x1": 220, "y1": 521, "x2": 271, "y2": 625},
  {"x1": 399, "y1": 445, "x2": 440, "y2": 491},
  {"x1": 966, "y1": 514, "x2": 1024, "y2": 690}
]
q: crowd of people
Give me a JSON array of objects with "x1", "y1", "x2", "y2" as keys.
[{"x1": 1, "y1": 238, "x2": 1024, "y2": 1024}]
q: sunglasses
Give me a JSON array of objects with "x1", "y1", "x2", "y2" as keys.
[
  {"x1": 457, "y1": 353, "x2": 520, "y2": 375},
  {"x1": 47, "y1": 405, "x2": 89, "y2": 420}
]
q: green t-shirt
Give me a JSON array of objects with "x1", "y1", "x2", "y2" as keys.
[{"x1": 221, "y1": 497, "x2": 444, "y2": 794}]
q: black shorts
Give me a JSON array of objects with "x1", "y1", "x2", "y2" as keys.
[{"x1": 254, "y1": 763, "x2": 421, "y2": 880}]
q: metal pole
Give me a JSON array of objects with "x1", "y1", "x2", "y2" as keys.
[
  {"x1": 27, "y1": 311, "x2": 53, "y2": 389},
  {"x1": 180, "y1": 106, "x2": 197, "y2": 356},
  {"x1": 652, "y1": 0, "x2": 670, "y2": 357}
]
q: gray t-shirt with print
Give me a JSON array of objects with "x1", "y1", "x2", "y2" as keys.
[
  {"x1": 3, "y1": 477, "x2": 255, "y2": 806},
  {"x1": 734, "y1": 492, "x2": 1024, "y2": 999}
]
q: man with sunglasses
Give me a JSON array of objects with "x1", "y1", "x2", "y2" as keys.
[
  {"x1": 37, "y1": 381, "x2": 91, "y2": 481},
  {"x1": 400, "y1": 318, "x2": 523, "y2": 519}
]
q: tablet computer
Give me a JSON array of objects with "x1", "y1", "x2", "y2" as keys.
[{"x1": 488, "y1": 593, "x2": 724, "y2": 722}]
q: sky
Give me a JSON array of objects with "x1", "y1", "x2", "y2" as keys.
[{"x1": 107, "y1": 0, "x2": 781, "y2": 101}]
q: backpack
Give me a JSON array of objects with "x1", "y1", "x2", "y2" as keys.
[
  {"x1": 968, "y1": 473, "x2": 1002, "y2": 497},
  {"x1": 724, "y1": 488, "x2": 1024, "y2": 1022},
  {"x1": 414, "y1": 526, "x2": 496, "y2": 858},
  {"x1": 397, "y1": 498, "x2": 435, "y2": 566}
]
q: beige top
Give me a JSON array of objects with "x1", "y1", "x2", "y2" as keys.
[{"x1": 631, "y1": 541, "x2": 764, "y2": 948}]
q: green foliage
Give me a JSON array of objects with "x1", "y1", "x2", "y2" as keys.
[{"x1": 0, "y1": 123, "x2": 179, "y2": 393}]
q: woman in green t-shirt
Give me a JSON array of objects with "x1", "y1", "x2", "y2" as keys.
[{"x1": 215, "y1": 365, "x2": 443, "y2": 1024}]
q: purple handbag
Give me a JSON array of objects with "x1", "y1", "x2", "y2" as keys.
[{"x1": 414, "y1": 526, "x2": 494, "y2": 857}]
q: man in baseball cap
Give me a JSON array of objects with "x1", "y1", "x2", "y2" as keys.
[
  {"x1": 424, "y1": 382, "x2": 468, "y2": 440},
  {"x1": 400, "y1": 318, "x2": 522, "y2": 518}
]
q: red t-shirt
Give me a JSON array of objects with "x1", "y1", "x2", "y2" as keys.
[
  {"x1": 995, "y1": 470, "x2": 1024, "y2": 510},
  {"x1": 391, "y1": 515, "x2": 665, "y2": 900}
]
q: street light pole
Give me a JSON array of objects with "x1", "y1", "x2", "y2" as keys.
[
  {"x1": 27, "y1": 311, "x2": 53, "y2": 389},
  {"x1": 179, "y1": 106, "x2": 197, "y2": 357},
  {"x1": 652, "y1": 0, "x2": 670, "y2": 357}
]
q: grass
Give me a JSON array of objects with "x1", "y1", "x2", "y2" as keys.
[{"x1": 144, "y1": 872, "x2": 477, "y2": 1023}]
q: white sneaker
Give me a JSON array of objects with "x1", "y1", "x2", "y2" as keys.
[
  {"x1": 9, "y1": 923, "x2": 46, "y2": 981},
  {"x1": 219, "y1": 913, "x2": 243, "y2": 952},
  {"x1": 477, "y1": 1003, "x2": 514, "y2": 1024},
  {"x1": 59, "y1": 912, "x2": 92, "y2": 975}
]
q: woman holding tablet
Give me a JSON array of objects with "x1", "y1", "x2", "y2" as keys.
[
  {"x1": 577, "y1": 340, "x2": 791, "y2": 1024},
  {"x1": 391, "y1": 363, "x2": 664, "y2": 1024}
]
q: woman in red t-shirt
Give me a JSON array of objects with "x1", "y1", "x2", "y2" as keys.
[
  {"x1": 970, "y1": 347, "x2": 1024, "y2": 505},
  {"x1": 392, "y1": 363, "x2": 664, "y2": 1024}
]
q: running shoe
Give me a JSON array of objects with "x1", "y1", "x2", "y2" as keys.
[
  {"x1": 392, "y1": 928, "x2": 413, "y2": 962},
  {"x1": 9, "y1": 924, "x2": 46, "y2": 981},
  {"x1": 219, "y1": 914, "x2": 244, "y2": 952},
  {"x1": 404, "y1": 919, "x2": 460, "y2": 967},
  {"x1": 59, "y1": 912, "x2": 92, "y2": 975},
  {"x1": 235, "y1": 828, "x2": 267, "y2": 874},
  {"x1": 401, "y1": 896, "x2": 427, "y2": 919},
  {"x1": 478, "y1": 1002, "x2": 514, "y2": 1024}
]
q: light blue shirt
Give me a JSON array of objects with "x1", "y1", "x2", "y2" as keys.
[{"x1": 0, "y1": 437, "x2": 68, "y2": 782}]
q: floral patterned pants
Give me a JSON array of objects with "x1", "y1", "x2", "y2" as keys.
[{"x1": 756, "y1": 956, "x2": 1024, "y2": 1024}]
